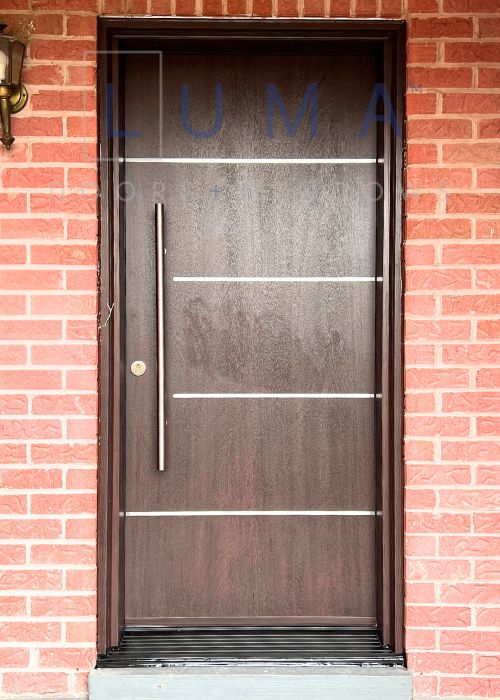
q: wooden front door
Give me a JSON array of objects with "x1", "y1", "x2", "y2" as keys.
[{"x1": 98, "y1": 21, "x2": 403, "y2": 651}]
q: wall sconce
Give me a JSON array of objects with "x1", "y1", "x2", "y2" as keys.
[{"x1": 0, "y1": 23, "x2": 28, "y2": 150}]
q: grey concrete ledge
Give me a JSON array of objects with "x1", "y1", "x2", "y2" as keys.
[{"x1": 89, "y1": 665, "x2": 413, "y2": 700}]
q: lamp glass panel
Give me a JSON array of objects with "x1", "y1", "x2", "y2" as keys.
[
  {"x1": 0, "y1": 38, "x2": 9, "y2": 84},
  {"x1": 10, "y1": 41, "x2": 25, "y2": 85}
]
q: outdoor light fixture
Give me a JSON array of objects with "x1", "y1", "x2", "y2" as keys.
[{"x1": 0, "y1": 23, "x2": 28, "y2": 150}]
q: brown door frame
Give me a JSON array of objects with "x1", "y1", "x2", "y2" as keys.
[{"x1": 96, "y1": 16, "x2": 405, "y2": 655}]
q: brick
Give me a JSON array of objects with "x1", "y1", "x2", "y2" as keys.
[
  {"x1": 31, "y1": 244, "x2": 96, "y2": 266},
  {"x1": 406, "y1": 218, "x2": 471, "y2": 240},
  {"x1": 445, "y1": 43, "x2": 500, "y2": 64},
  {"x1": 31, "y1": 294, "x2": 96, "y2": 315},
  {"x1": 406, "y1": 535, "x2": 436, "y2": 556},
  {"x1": 405, "y1": 393, "x2": 434, "y2": 413},
  {"x1": 0, "y1": 218, "x2": 64, "y2": 239},
  {"x1": 478, "y1": 320, "x2": 500, "y2": 339},
  {"x1": 32, "y1": 393, "x2": 96, "y2": 415},
  {"x1": 0, "y1": 320, "x2": 61, "y2": 339},
  {"x1": 0, "y1": 245, "x2": 26, "y2": 264},
  {"x1": 0, "y1": 345, "x2": 26, "y2": 364},
  {"x1": 406, "y1": 464, "x2": 471, "y2": 486},
  {"x1": 475, "y1": 512, "x2": 500, "y2": 531},
  {"x1": 277, "y1": 0, "x2": 297, "y2": 14},
  {"x1": 0, "y1": 546, "x2": 26, "y2": 565},
  {"x1": 354, "y1": 0, "x2": 377, "y2": 14},
  {"x1": 405, "y1": 319, "x2": 471, "y2": 340},
  {"x1": 66, "y1": 620, "x2": 96, "y2": 643},
  {"x1": 407, "y1": 0, "x2": 437, "y2": 9},
  {"x1": 252, "y1": 0, "x2": 273, "y2": 13},
  {"x1": 66, "y1": 518, "x2": 96, "y2": 540},
  {"x1": 443, "y1": 143, "x2": 500, "y2": 164},
  {"x1": 0, "y1": 444, "x2": 26, "y2": 463},
  {"x1": 443, "y1": 344, "x2": 500, "y2": 365},
  {"x1": 443, "y1": 392, "x2": 500, "y2": 413},
  {"x1": 405, "y1": 344, "x2": 435, "y2": 364},
  {"x1": 0, "y1": 296, "x2": 26, "y2": 314},
  {"x1": 0, "y1": 597, "x2": 26, "y2": 615},
  {"x1": 441, "y1": 584, "x2": 500, "y2": 605},
  {"x1": 67, "y1": 320, "x2": 97, "y2": 340},
  {"x1": 30, "y1": 193, "x2": 96, "y2": 215},
  {"x1": 407, "y1": 119, "x2": 472, "y2": 140},
  {"x1": 3, "y1": 672, "x2": 68, "y2": 695},
  {"x1": 0, "y1": 570, "x2": 61, "y2": 591},
  {"x1": 66, "y1": 270, "x2": 97, "y2": 289},
  {"x1": 32, "y1": 141, "x2": 96, "y2": 163},
  {"x1": 444, "y1": 0, "x2": 500, "y2": 9},
  {"x1": 406, "y1": 368, "x2": 469, "y2": 389},
  {"x1": 442, "y1": 441, "x2": 500, "y2": 461},
  {"x1": 67, "y1": 369, "x2": 97, "y2": 390},
  {"x1": 407, "y1": 143, "x2": 437, "y2": 165},
  {"x1": 405, "y1": 488, "x2": 436, "y2": 508},
  {"x1": 404, "y1": 244, "x2": 436, "y2": 265},
  {"x1": 0, "y1": 419, "x2": 61, "y2": 440},
  {"x1": 404, "y1": 440, "x2": 435, "y2": 461},
  {"x1": 32, "y1": 595, "x2": 96, "y2": 617},
  {"x1": 405, "y1": 416, "x2": 470, "y2": 437},
  {"x1": 65, "y1": 569, "x2": 96, "y2": 595},
  {"x1": 2, "y1": 167, "x2": 64, "y2": 189},
  {"x1": 411, "y1": 18, "x2": 473, "y2": 38},
  {"x1": 407, "y1": 167, "x2": 472, "y2": 189},
  {"x1": 0, "y1": 395, "x2": 28, "y2": 415},
  {"x1": 405, "y1": 269, "x2": 471, "y2": 291},
  {"x1": 478, "y1": 119, "x2": 500, "y2": 140},
  {"x1": 227, "y1": 0, "x2": 248, "y2": 12},
  {"x1": 0, "y1": 370, "x2": 61, "y2": 390},
  {"x1": 477, "y1": 465, "x2": 500, "y2": 485},
  {"x1": 479, "y1": 18, "x2": 500, "y2": 38},
  {"x1": 67, "y1": 220, "x2": 98, "y2": 241},
  {"x1": 0, "y1": 270, "x2": 62, "y2": 289},
  {"x1": 31, "y1": 443, "x2": 97, "y2": 464},
  {"x1": 406, "y1": 193, "x2": 438, "y2": 214},
  {"x1": 407, "y1": 43, "x2": 437, "y2": 64},
  {"x1": 444, "y1": 244, "x2": 500, "y2": 265},
  {"x1": 21, "y1": 64, "x2": 63, "y2": 85},
  {"x1": 443, "y1": 294, "x2": 500, "y2": 315},
  {"x1": 0, "y1": 648, "x2": 29, "y2": 668},
  {"x1": 478, "y1": 169, "x2": 500, "y2": 189},
  {"x1": 406, "y1": 558, "x2": 470, "y2": 579},
  {"x1": 0, "y1": 469, "x2": 62, "y2": 489},
  {"x1": 29, "y1": 38, "x2": 96, "y2": 62},
  {"x1": 66, "y1": 468, "x2": 97, "y2": 489},
  {"x1": 303, "y1": 0, "x2": 325, "y2": 15},
  {"x1": 447, "y1": 194, "x2": 500, "y2": 215},
  {"x1": 408, "y1": 67, "x2": 472, "y2": 89},
  {"x1": 406, "y1": 605, "x2": 470, "y2": 628},
  {"x1": 478, "y1": 69, "x2": 500, "y2": 90},
  {"x1": 13, "y1": 117, "x2": 64, "y2": 141},
  {"x1": 31, "y1": 344, "x2": 97, "y2": 365},
  {"x1": 0, "y1": 518, "x2": 62, "y2": 539},
  {"x1": 407, "y1": 651, "x2": 473, "y2": 674},
  {"x1": 66, "y1": 65, "x2": 97, "y2": 87},
  {"x1": 476, "y1": 655, "x2": 500, "y2": 676},
  {"x1": 440, "y1": 678, "x2": 500, "y2": 698},
  {"x1": 444, "y1": 94, "x2": 500, "y2": 116},
  {"x1": 440, "y1": 489, "x2": 500, "y2": 510},
  {"x1": 477, "y1": 416, "x2": 500, "y2": 436},
  {"x1": 406, "y1": 512, "x2": 470, "y2": 533},
  {"x1": 31, "y1": 494, "x2": 96, "y2": 515},
  {"x1": 67, "y1": 15, "x2": 97, "y2": 35},
  {"x1": 477, "y1": 370, "x2": 500, "y2": 388},
  {"x1": 31, "y1": 544, "x2": 95, "y2": 565}
]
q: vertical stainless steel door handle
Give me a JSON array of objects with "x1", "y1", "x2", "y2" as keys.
[{"x1": 155, "y1": 203, "x2": 166, "y2": 472}]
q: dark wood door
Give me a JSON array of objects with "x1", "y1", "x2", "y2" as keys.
[{"x1": 122, "y1": 49, "x2": 379, "y2": 626}]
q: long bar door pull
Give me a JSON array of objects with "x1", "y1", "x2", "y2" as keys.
[{"x1": 155, "y1": 202, "x2": 166, "y2": 472}]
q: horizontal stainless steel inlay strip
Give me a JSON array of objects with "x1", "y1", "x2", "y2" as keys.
[
  {"x1": 173, "y1": 276, "x2": 380, "y2": 283},
  {"x1": 126, "y1": 511, "x2": 375, "y2": 517},
  {"x1": 122, "y1": 157, "x2": 377, "y2": 164},
  {"x1": 173, "y1": 393, "x2": 376, "y2": 399}
]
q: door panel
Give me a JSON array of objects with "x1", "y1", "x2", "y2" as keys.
[
  {"x1": 125, "y1": 516, "x2": 375, "y2": 623},
  {"x1": 126, "y1": 398, "x2": 375, "y2": 511},
  {"x1": 123, "y1": 50, "x2": 379, "y2": 625}
]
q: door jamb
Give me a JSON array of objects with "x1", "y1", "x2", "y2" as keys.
[{"x1": 96, "y1": 16, "x2": 406, "y2": 655}]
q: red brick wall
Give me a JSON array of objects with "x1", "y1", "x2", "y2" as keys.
[{"x1": 0, "y1": 0, "x2": 498, "y2": 696}]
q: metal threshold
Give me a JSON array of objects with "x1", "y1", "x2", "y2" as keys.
[{"x1": 97, "y1": 626, "x2": 405, "y2": 668}]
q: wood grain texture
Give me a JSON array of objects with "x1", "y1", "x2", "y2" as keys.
[
  {"x1": 126, "y1": 398, "x2": 375, "y2": 511},
  {"x1": 124, "y1": 53, "x2": 377, "y2": 159},
  {"x1": 125, "y1": 516, "x2": 376, "y2": 620}
]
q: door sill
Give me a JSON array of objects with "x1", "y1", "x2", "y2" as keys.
[{"x1": 96, "y1": 626, "x2": 405, "y2": 668}]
